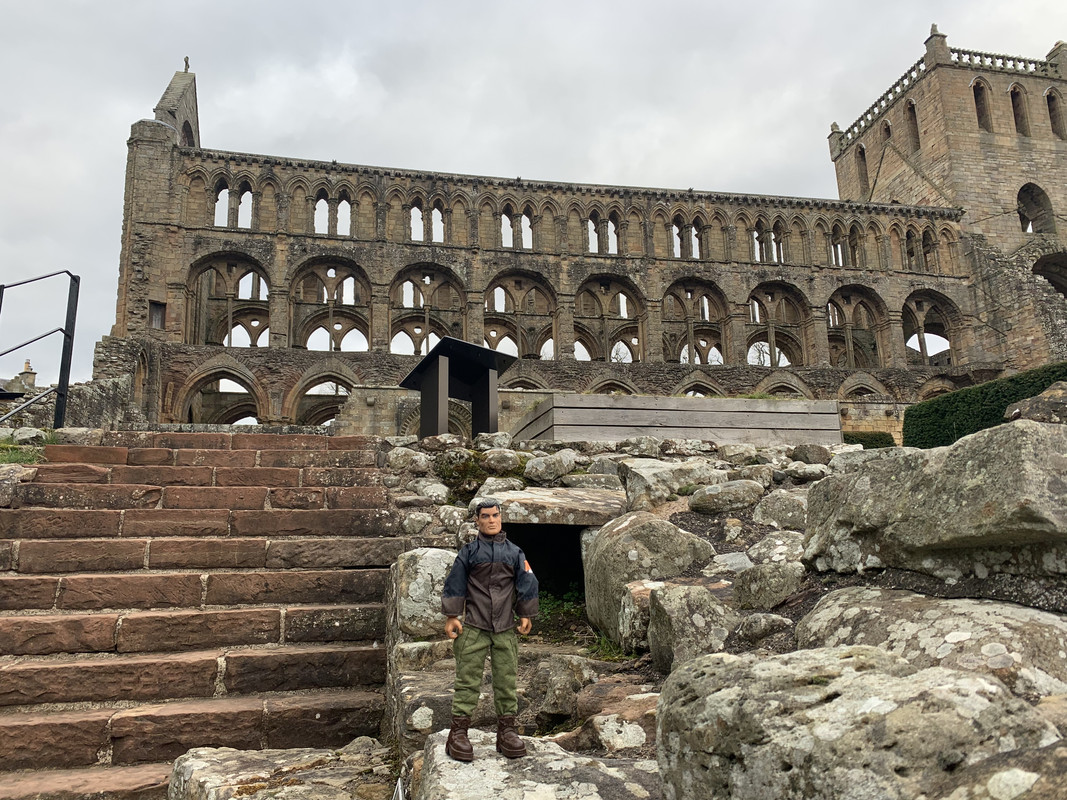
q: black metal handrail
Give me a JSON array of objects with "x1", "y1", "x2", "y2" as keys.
[{"x1": 0, "y1": 270, "x2": 80, "y2": 428}]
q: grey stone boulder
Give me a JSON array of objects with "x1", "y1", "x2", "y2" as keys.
[
  {"x1": 588, "y1": 455, "x2": 621, "y2": 476},
  {"x1": 783, "y1": 460, "x2": 830, "y2": 482},
  {"x1": 736, "y1": 612, "x2": 793, "y2": 644},
  {"x1": 687, "y1": 479, "x2": 765, "y2": 515},
  {"x1": 791, "y1": 442, "x2": 832, "y2": 464},
  {"x1": 473, "y1": 431, "x2": 513, "y2": 450},
  {"x1": 560, "y1": 472, "x2": 624, "y2": 490},
  {"x1": 549, "y1": 690, "x2": 659, "y2": 757},
  {"x1": 827, "y1": 445, "x2": 916, "y2": 473},
  {"x1": 657, "y1": 645, "x2": 1061, "y2": 800},
  {"x1": 1036, "y1": 694, "x2": 1067, "y2": 732},
  {"x1": 1005, "y1": 381, "x2": 1067, "y2": 424},
  {"x1": 927, "y1": 742, "x2": 1067, "y2": 800},
  {"x1": 797, "y1": 587, "x2": 1067, "y2": 697},
  {"x1": 437, "y1": 505, "x2": 470, "y2": 534},
  {"x1": 0, "y1": 464, "x2": 36, "y2": 508},
  {"x1": 717, "y1": 442, "x2": 757, "y2": 465},
  {"x1": 475, "y1": 476, "x2": 524, "y2": 497},
  {"x1": 485, "y1": 487, "x2": 626, "y2": 527},
  {"x1": 392, "y1": 548, "x2": 455, "y2": 638},
  {"x1": 618, "y1": 579, "x2": 665, "y2": 651},
  {"x1": 617, "y1": 457, "x2": 728, "y2": 511},
  {"x1": 53, "y1": 427, "x2": 104, "y2": 446},
  {"x1": 523, "y1": 448, "x2": 577, "y2": 483},
  {"x1": 409, "y1": 478, "x2": 450, "y2": 504},
  {"x1": 387, "y1": 446, "x2": 433, "y2": 474},
  {"x1": 733, "y1": 561, "x2": 806, "y2": 610},
  {"x1": 747, "y1": 530, "x2": 805, "y2": 564},
  {"x1": 416, "y1": 729, "x2": 662, "y2": 799},
  {"x1": 482, "y1": 447, "x2": 521, "y2": 475},
  {"x1": 525, "y1": 654, "x2": 600, "y2": 725},
  {"x1": 585, "y1": 512, "x2": 714, "y2": 642},
  {"x1": 736, "y1": 463, "x2": 775, "y2": 488},
  {"x1": 12, "y1": 427, "x2": 46, "y2": 445},
  {"x1": 620, "y1": 436, "x2": 662, "y2": 457},
  {"x1": 704, "y1": 551, "x2": 754, "y2": 575},
  {"x1": 169, "y1": 738, "x2": 394, "y2": 800},
  {"x1": 752, "y1": 487, "x2": 808, "y2": 530},
  {"x1": 804, "y1": 420, "x2": 1067, "y2": 580},
  {"x1": 419, "y1": 433, "x2": 467, "y2": 452},
  {"x1": 648, "y1": 583, "x2": 740, "y2": 673},
  {"x1": 402, "y1": 511, "x2": 433, "y2": 535}
]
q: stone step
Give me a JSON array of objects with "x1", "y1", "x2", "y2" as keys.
[
  {"x1": 31, "y1": 464, "x2": 383, "y2": 489},
  {"x1": 0, "y1": 507, "x2": 395, "y2": 539},
  {"x1": 13, "y1": 484, "x2": 163, "y2": 511},
  {"x1": 0, "y1": 763, "x2": 170, "y2": 800},
  {"x1": 0, "y1": 689, "x2": 383, "y2": 769},
  {"x1": 99, "y1": 431, "x2": 379, "y2": 452},
  {"x1": 3, "y1": 535, "x2": 404, "y2": 574},
  {"x1": 42, "y1": 445, "x2": 379, "y2": 470},
  {"x1": 0, "y1": 605, "x2": 385, "y2": 655},
  {"x1": 0, "y1": 567, "x2": 390, "y2": 612},
  {"x1": 0, "y1": 644, "x2": 385, "y2": 708}
]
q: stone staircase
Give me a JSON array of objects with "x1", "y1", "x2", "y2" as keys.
[{"x1": 0, "y1": 431, "x2": 400, "y2": 799}]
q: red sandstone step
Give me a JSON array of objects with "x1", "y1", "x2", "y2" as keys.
[
  {"x1": 229, "y1": 509, "x2": 396, "y2": 537},
  {"x1": 173, "y1": 449, "x2": 257, "y2": 467},
  {"x1": 42, "y1": 445, "x2": 128, "y2": 465},
  {"x1": 0, "y1": 763, "x2": 170, "y2": 800},
  {"x1": 13, "y1": 538, "x2": 148, "y2": 572},
  {"x1": 159, "y1": 485, "x2": 268, "y2": 509},
  {"x1": 30, "y1": 464, "x2": 111, "y2": 484},
  {"x1": 13, "y1": 484, "x2": 162, "y2": 510},
  {"x1": 0, "y1": 690, "x2": 383, "y2": 769},
  {"x1": 0, "y1": 509, "x2": 123, "y2": 539},
  {"x1": 258, "y1": 450, "x2": 375, "y2": 468},
  {"x1": 0, "y1": 605, "x2": 384, "y2": 656},
  {"x1": 0, "y1": 645, "x2": 384, "y2": 708},
  {"x1": 111, "y1": 465, "x2": 214, "y2": 486},
  {"x1": 213, "y1": 466, "x2": 301, "y2": 486},
  {"x1": 301, "y1": 467, "x2": 381, "y2": 486},
  {"x1": 0, "y1": 568, "x2": 389, "y2": 611}
]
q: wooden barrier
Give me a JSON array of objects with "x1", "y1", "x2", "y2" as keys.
[{"x1": 510, "y1": 394, "x2": 842, "y2": 446}]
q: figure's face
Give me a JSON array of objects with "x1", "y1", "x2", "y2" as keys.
[{"x1": 476, "y1": 505, "x2": 502, "y2": 535}]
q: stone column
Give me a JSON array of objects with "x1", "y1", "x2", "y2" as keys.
[
  {"x1": 371, "y1": 297, "x2": 391, "y2": 352},
  {"x1": 555, "y1": 297, "x2": 576, "y2": 360},
  {"x1": 726, "y1": 306, "x2": 748, "y2": 365},
  {"x1": 644, "y1": 301, "x2": 663, "y2": 362},
  {"x1": 809, "y1": 308, "x2": 831, "y2": 367},
  {"x1": 884, "y1": 311, "x2": 909, "y2": 367},
  {"x1": 467, "y1": 293, "x2": 485, "y2": 344},
  {"x1": 328, "y1": 199, "x2": 339, "y2": 237},
  {"x1": 268, "y1": 289, "x2": 289, "y2": 348}
]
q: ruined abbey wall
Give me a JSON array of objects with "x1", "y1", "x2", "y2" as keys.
[{"x1": 94, "y1": 30, "x2": 1067, "y2": 435}]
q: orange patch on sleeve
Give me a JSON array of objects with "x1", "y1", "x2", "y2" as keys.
[{"x1": 524, "y1": 560, "x2": 532, "y2": 573}]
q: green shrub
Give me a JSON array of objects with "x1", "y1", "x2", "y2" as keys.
[
  {"x1": 842, "y1": 431, "x2": 896, "y2": 449},
  {"x1": 902, "y1": 361, "x2": 1067, "y2": 448}
]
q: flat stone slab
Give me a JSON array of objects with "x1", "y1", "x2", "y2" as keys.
[
  {"x1": 417, "y1": 729, "x2": 662, "y2": 799},
  {"x1": 492, "y1": 488, "x2": 627, "y2": 526}
]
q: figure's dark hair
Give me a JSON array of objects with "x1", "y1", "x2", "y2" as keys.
[{"x1": 474, "y1": 497, "x2": 501, "y2": 515}]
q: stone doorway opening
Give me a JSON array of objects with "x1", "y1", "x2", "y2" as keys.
[{"x1": 505, "y1": 523, "x2": 587, "y2": 599}]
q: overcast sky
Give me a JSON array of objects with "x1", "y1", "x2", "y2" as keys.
[{"x1": 1, "y1": 0, "x2": 1065, "y2": 386}]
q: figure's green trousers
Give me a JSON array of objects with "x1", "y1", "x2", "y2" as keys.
[{"x1": 451, "y1": 625, "x2": 518, "y2": 717}]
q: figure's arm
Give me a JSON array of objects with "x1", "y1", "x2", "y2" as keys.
[
  {"x1": 513, "y1": 548, "x2": 539, "y2": 624},
  {"x1": 441, "y1": 546, "x2": 471, "y2": 634},
  {"x1": 516, "y1": 617, "x2": 531, "y2": 635}
]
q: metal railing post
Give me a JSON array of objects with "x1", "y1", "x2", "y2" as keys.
[{"x1": 53, "y1": 275, "x2": 80, "y2": 429}]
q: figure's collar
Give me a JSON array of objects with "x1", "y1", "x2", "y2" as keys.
[{"x1": 478, "y1": 531, "x2": 506, "y2": 543}]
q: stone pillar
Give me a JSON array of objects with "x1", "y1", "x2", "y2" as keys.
[
  {"x1": 596, "y1": 217, "x2": 609, "y2": 254},
  {"x1": 443, "y1": 207, "x2": 454, "y2": 244},
  {"x1": 555, "y1": 297, "x2": 575, "y2": 360},
  {"x1": 227, "y1": 189, "x2": 239, "y2": 228},
  {"x1": 467, "y1": 293, "x2": 485, "y2": 344},
  {"x1": 726, "y1": 307, "x2": 748, "y2": 365},
  {"x1": 371, "y1": 297, "x2": 391, "y2": 352},
  {"x1": 644, "y1": 300, "x2": 663, "y2": 362},
  {"x1": 328, "y1": 199, "x2": 339, "y2": 237},
  {"x1": 884, "y1": 311, "x2": 909, "y2": 367},
  {"x1": 810, "y1": 308, "x2": 831, "y2": 367},
  {"x1": 268, "y1": 289, "x2": 288, "y2": 348}
]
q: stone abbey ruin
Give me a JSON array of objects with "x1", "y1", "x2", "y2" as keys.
[{"x1": 87, "y1": 26, "x2": 1067, "y2": 441}]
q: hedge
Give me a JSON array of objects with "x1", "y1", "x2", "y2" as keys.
[
  {"x1": 842, "y1": 431, "x2": 896, "y2": 449},
  {"x1": 902, "y1": 361, "x2": 1067, "y2": 448}
]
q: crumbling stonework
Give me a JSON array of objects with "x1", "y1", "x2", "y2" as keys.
[{"x1": 91, "y1": 28, "x2": 1067, "y2": 435}]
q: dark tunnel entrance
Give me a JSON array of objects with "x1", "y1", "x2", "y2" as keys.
[{"x1": 504, "y1": 523, "x2": 586, "y2": 599}]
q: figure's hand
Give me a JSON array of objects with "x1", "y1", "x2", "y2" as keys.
[
  {"x1": 445, "y1": 617, "x2": 463, "y2": 639},
  {"x1": 517, "y1": 617, "x2": 532, "y2": 635}
]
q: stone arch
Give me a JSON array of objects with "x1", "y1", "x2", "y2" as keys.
[
  {"x1": 503, "y1": 376, "x2": 549, "y2": 391},
  {"x1": 575, "y1": 274, "x2": 647, "y2": 363},
  {"x1": 587, "y1": 378, "x2": 638, "y2": 395},
  {"x1": 746, "y1": 281, "x2": 812, "y2": 367},
  {"x1": 753, "y1": 371, "x2": 814, "y2": 399},
  {"x1": 284, "y1": 363, "x2": 362, "y2": 426},
  {"x1": 826, "y1": 284, "x2": 891, "y2": 368},
  {"x1": 185, "y1": 253, "x2": 270, "y2": 346},
  {"x1": 289, "y1": 258, "x2": 372, "y2": 350},
  {"x1": 1033, "y1": 252, "x2": 1067, "y2": 299},
  {"x1": 837, "y1": 372, "x2": 892, "y2": 399},
  {"x1": 670, "y1": 376, "x2": 726, "y2": 397},
  {"x1": 661, "y1": 278, "x2": 728, "y2": 364},
  {"x1": 389, "y1": 263, "x2": 467, "y2": 353},
  {"x1": 183, "y1": 170, "x2": 211, "y2": 226},
  {"x1": 172, "y1": 358, "x2": 269, "y2": 425},
  {"x1": 399, "y1": 399, "x2": 473, "y2": 438},
  {"x1": 1018, "y1": 183, "x2": 1056, "y2": 234},
  {"x1": 917, "y1": 376, "x2": 959, "y2": 401},
  {"x1": 902, "y1": 289, "x2": 965, "y2": 366},
  {"x1": 484, "y1": 270, "x2": 557, "y2": 359}
]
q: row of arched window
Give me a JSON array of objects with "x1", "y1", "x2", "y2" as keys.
[
  {"x1": 184, "y1": 171, "x2": 959, "y2": 273},
  {"x1": 183, "y1": 256, "x2": 964, "y2": 373},
  {"x1": 972, "y1": 80, "x2": 1067, "y2": 139}
]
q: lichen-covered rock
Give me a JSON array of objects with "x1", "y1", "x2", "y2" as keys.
[
  {"x1": 733, "y1": 561, "x2": 806, "y2": 610},
  {"x1": 736, "y1": 612, "x2": 793, "y2": 644},
  {"x1": 1005, "y1": 381, "x2": 1067, "y2": 424},
  {"x1": 560, "y1": 473, "x2": 624, "y2": 490},
  {"x1": 437, "y1": 505, "x2": 469, "y2": 534},
  {"x1": 736, "y1": 463, "x2": 775, "y2": 488},
  {"x1": 393, "y1": 548, "x2": 455, "y2": 637},
  {"x1": 420, "y1": 433, "x2": 467, "y2": 452},
  {"x1": 797, "y1": 587, "x2": 1067, "y2": 697},
  {"x1": 475, "y1": 477, "x2": 525, "y2": 497},
  {"x1": 482, "y1": 447, "x2": 521, "y2": 475},
  {"x1": 549, "y1": 691, "x2": 659, "y2": 757},
  {"x1": 478, "y1": 487, "x2": 626, "y2": 527},
  {"x1": 752, "y1": 488, "x2": 808, "y2": 530},
  {"x1": 687, "y1": 479, "x2": 765, "y2": 515},
  {"x1": 522, "y1": 448, "x2": 577, "y2": 483},
  {"x1": 717, "y1": 442, "x2": 757, "y2": 465},
  {"x1": 408, "y1": 478, "x2": 450, "y2": 504},
  {"x1": 473, "y1": 431, "x2": 513, "y2": 450},
  {"x1": 402, "y1": 511, "x2": 434, "y2": 535},
  {"x1": 169, "y1": 738, "x2": 394, "y2": 800},
  {"x1": 417, "y1": 729, "x2": 662, "y2": 799},
  {"x1": 617, "y1": 457, "x2": 728, "y2": 511},
  {"x1": 388, "y1": 446, "x2": 432, "y2": 474},
  {"x1": 53, "y1": 427, "x2": 104, "y2": 446},
  {"x1": 804, "y1": 420, "x2": 1067, "y2": 580},
  {"x1": 648, "y1": 583, "x2": 739, "y2": 673},
  {"x1": 585, "y1": 512, "x2": 714, "y2": 643},
  {"x1": 657, "y1": 646, "x2": 1061, "y2": 800},
  {"x1": 827, "y1": 445, "x2": 915, "y2": 473},
  {"x1": 12, "y1": 427, "x2": 46, "y2": 445},
  {"x1": 783, "y1": 461, "x2": 830, "y2": 482},
  {"x1": 1035, "y1": 694, "x2": 1067, "y2": 733},
  {"x1": 791, "y1": 442, "x2": 833, "y2": 465},
  {"x1": 927, "y1": 742, "x2": 1067, "y2": 799},
  {"x1": 618, "y1": 579, "x2": 665, "y2": 651},
  {"x1": 620, "y1": 436, "x2": 661, "y2": 457},
  {"x1": 0, "y1": 463, "x2": 36, "y2": 508},
  {"x1": 747, "y1": 530, "x2": 805, "y2": 564},
  {"x1": 525, "y1": 654, "x2": 600, "y2": 724}
]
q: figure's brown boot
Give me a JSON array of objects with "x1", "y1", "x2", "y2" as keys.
[
  {"x1": 446, "y1": 716, "x2": 474, "y2": 762},
  {"x1": 495, "y1": 715, "x2": 526, "y2": 758}
]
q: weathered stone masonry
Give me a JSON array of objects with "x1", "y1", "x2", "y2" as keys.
[{"x1": 92, "y1": 28, "x2": 1067, "y2": 436}]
